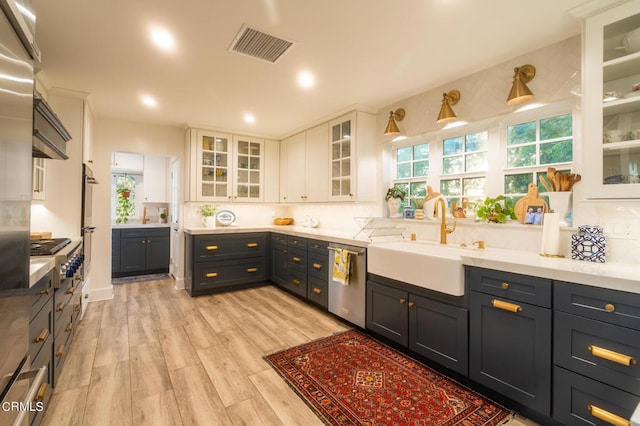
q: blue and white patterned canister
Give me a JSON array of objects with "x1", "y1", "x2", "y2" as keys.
[{"x1": 571, "y1": 225, "x2": 607, "y2": 263}]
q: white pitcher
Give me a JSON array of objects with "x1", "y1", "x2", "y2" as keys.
[{"x1": 202, "y1": 216, "x2": 216, "y2": 228}]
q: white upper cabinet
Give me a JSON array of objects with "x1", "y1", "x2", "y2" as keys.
[
  {"x1": 281, "y1": 124, "x2": 329, "y2": 202},
  {"x1": 112, "y1": 151, "x2": 144, "y2": 173},
  {"x1": 82, "y1": 101, "x2": 94, "y2": 165},
  {"x1": 32, "y1": 157, "x2": 46, "y2": 201},
  {"x1": 143, "y1": 154, "x2": 168, "y2": 203},
  {"x1": 582, "y1": 0, "x2": 640, "y2": 198},
  {"x1": 233, "y1": 135, "x2": 264, "y2": 202}
]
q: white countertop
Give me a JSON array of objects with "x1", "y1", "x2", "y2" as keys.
[
  {"x1": 112, "y1": 223, "x2": 171, "y2": 229},
  {"x1": 29, "y1": 257, "x2": 55, "y2": 287}
]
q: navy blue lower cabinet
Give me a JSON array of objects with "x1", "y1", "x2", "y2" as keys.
[
  {"x1": 366, "y1": 279, "x2": 409, "y2": 346},
  {"x1": 469, "y1": 290, "x2": 552, "y2": 415}
]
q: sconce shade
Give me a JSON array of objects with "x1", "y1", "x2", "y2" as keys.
[
  {"x1": 436, "y1": 90, "x2": 460, "y2": 124},
  {"x1": 507, "y1": 64, "x2": 536, "y2": 105},
  {"x1": 384, "y1": 108, "x2": 406, "y2": 136}
]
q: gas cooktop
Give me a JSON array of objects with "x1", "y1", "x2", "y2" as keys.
[{"x1": 30, "y1": 238, "x2": 72, "y2": 256}]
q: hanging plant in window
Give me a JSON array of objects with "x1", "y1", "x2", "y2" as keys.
[{"x1": 115, "y1": 174, "x2": 135, "y2": 223}]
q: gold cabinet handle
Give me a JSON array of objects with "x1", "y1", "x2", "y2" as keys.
[
  {"x1": 292, "y1": 279, "x2": 301, "y2": 285},
  {"x1": 36, "y1": 328, "x2": 49, "y2": 343},
  {"x1": 65, "y1": 323, "x2": 73, "y2": 333},
  {"x1": 605, "y1": 303, "x2": 616, "y2": 312},
  {"x1": 491, "y1": 299, "x2": 522, "y2": 313},
  {"x1": 312, "y1": 263, "x2": 322, "y2": 270},
  {"x1": 205, "y1": 272, "x2": 218, "y2": 278},
  {"x1": 67, "y1": 287, "x2": 75, "y2": 295},
  {"x1": 247, "y1": 243, "x2": 258, "y2": 248},
  {"x1": 408, "y1": 302, "x2": 415, "y2": 308},
  {"x1": 206, "y1": 245, "x2": 219, "y2": 251},
  {"x1": 588, "y1": 405, "x2": 630, "y2": 426},
  {"x1": 56, "y1": 303, "x2": 65, "y2": 312},
  {"x1": 292, "y1": 257, "x2": 301, "y2": 263},
  {"x1": 56, "y1": 345, "x2": 65, "y2": 358},
  {"x1": 37, "y1": 289, "x2": 50, "y2": 295},
  {"x1": 246, "y1": 267, "x2": 258, "y2": 273},
  {"x1": 35, "y1": 382, "x2": 48, "y2": 402},
  {"x1": 501, "y1": 282, "x2": 510, "y2": 290},
  {"x1": 75, "y1": 275, "x2": 82, "y2": 281},
  {"x1": 588, "y1": 345, "x2": 637, "y2": 366},
  {"x1": 74, "y1": 305, "x2": 81, "y2": 313},
  {"x1": 399, "y1": 298, "x2": 406, "y2": 304},
  {"x1": 312, "y1": 287, "x2": 322, "y2": 294}
]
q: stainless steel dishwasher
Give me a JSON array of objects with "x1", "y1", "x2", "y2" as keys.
[{"x1": 328, "y1": 243, "x2": 366, "y2": 328}]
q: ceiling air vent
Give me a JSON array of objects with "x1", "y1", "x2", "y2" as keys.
[{"x1": 229, "y1": 25, "x2": 294, "y2": 63}]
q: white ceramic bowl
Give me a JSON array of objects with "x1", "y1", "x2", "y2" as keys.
[{"x1": 621, "y1": 28, "x2": 640, "y2": 54}]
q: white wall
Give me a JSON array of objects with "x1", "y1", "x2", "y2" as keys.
[{"x1": 90, "y1": 118, "x2": 184, "y2": 301}]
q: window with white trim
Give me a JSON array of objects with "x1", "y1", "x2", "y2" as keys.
[
  {"x1": 440, "y1": 131, "x2": 488, "y2": 207},
  {"x1": 392, "y1": 143, "x2": 429, "y2": 204}
]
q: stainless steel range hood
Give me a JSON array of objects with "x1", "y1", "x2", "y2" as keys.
[{"x1": 33, "y1": 91, "x2": 71, "y2": 160}]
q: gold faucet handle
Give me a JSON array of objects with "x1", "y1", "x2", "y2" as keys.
[
  {"x1": 472, "y1": 240, "x2": 485, "y2": 249},
  {"x1": 446, "y1": 220, "x2": 457, "y2": 234}
]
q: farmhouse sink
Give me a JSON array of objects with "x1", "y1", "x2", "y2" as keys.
[{"x1": 367, "y1": 240, "x2": 480, "y2": 296}]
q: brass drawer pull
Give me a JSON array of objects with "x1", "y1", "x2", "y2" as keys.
[
  {"x1": 588, "y1": 405, "x2": 629, "y2": 426},
  {"x1": 67, "y1": 287, "x2": 75, "y2": 295},
  {"x1": 35, "y1": 382, "x2": 48, "y2": 402},
  {"x1": 66, "y1": 323, "x2": 73, "y2": 333},
  {"x1": 36, "y1": 328, "x2": 49, "y2": 343},
  {"x1": 206, "y1": 245, "x2": 219, "y2": 251},
  {"x1": 247, "y1": 243, "x2": 258, "y2": 248},
  {"x1": 37, "y1": 289, "x2": 50, "y2": 295},
  {"x1": 56, "y1": 345, "x2": 65, "y2": 358},
  {"x1": 501, "y1": 282, "x2": 510, "y2": 290},
  {"x1": 588, "y1": 345, "x2": 637, "y2": 366},
  {"x1": 312, "y1": 263, "x2": 322, "y2": 270},
  {"x1": 292, "y1": 279, "x2": 301, "y2": 285},
  {"x1": 206, "y1": 272, "x2": 218, "y2": 278},
  {"x1": 56, "y1": 303, "x2": 65, "y2": 312},
  {"x1": 246, "y1": 267, "x2": 258, "y2": 273},
  {"x1": 491, "y1": 299, "x2": 522, "y2": 313},
  {"x1": 292, "y1": 257, "x2": 301, "y2": 263},
  {"x1": 399, "y1": 298, "x2": 406, "y2": 304},
  {"x1": 312, "y1": 287, "x2": 322, "y2": 294},
  {"x1": 74, "y1": 305, "x2": 81, "y2": 313},
  {"x1": 605, "y1": 303, "x2": 615, "y2": 312},
  {"x1": 408, "y1": 302, "x2": 415, "y2": 308}
]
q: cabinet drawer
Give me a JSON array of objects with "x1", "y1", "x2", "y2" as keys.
[
  {"x1": 29, "y1": 299, "x2": 53, "y2": 361},
  {"x1": 287, "y1": 270, "x2": 307, "y2": 298},
  {"x1": 271, "y1": 233, "x2": 287, "y2": 246},
  {"x1": 54, "y1": 298, "x2": 73, "y2": 339},
  {"x1": 307, "y1": 239, "x2": 327, "y2": 255},
  {"x1": 467, "y1": 266, "x2": 551, "y2": 307},
  {"x1": 52, "y1": 326, "x2": 73, "y2": 387},
  {"x1": 287, "y1": 235, "x2": 307, "y2": 250},
  {"x1": 30, "y1": 269, "x2": 53, "y2": 318},
  {"x1": 307, "y1": 253, "x2": 328, "y2": 280},
  {"x1": 194, "y1": 233, "x2": 267, "y2": 261},
  {"x1": 193, "y1": 257, "x2": 267, "y2": 289},
  {"x1": 555, "y1": 281, "x2": 640, "y2": 331},
  {"x1": 53, "y1": 291, "x2": 73, "y2": 330},
  {"x1": 307, "y1": 277, "x2": 328, "y2": 309},
  {"x1": 554, "y1": 366, "x2": 639, "y2": 425},
  {"x1": 288, "y1": 248, "x2": 307, "y2": 272},
  {"x1": 30, "y1": 332, "x2": 53, "y2": 399},
  {"x1": 555, "y1": 311, "x2": 640, "y2": 396},
  {"x1": 120, "y1": 227, "x2": 168, "y2": 239}
]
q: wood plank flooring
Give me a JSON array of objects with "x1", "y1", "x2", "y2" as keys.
[{"x1": 42, "y1": 278, "x2": 539, "y2": 426}]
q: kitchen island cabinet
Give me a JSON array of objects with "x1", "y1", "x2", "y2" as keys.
[{"x1": 112, "y1": 226, "x2": 170, "y2": 277}]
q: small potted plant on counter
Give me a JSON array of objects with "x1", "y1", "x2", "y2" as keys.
[
  {"x1": 198, "y1": 204, "x2": 217, "y2": 228},
  {"x1": 385, "y1": 187, "x2": 406, "y2": 218},
  {"x1": 475, "y1": 195, "x2": 516, "y2": 223}
]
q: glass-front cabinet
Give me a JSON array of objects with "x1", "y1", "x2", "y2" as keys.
[
  {"x1": 233, "y1": 135, "x2": 263, "y2": 201},
  {"x1": 330, "y1": 114, "x2": 354, "y2": 200},
  {"x1": 32, "y1": 157, "x2": 45, "y2": 201},
  {"x1": 583, "y1": 0, "x2": 640, "y2": 198},
  {"x1": 196, "y1": 130, "x2": 232, "y2": 200}
]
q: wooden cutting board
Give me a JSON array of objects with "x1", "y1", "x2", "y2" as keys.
[{"x1": 514, "y1": 183, "x2": 548, "y2": 224}]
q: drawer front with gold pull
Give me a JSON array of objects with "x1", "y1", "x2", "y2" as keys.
[
  {"x1": 306, "y1": 277, "x2": 328, "y2": 309},
  {"x1": 205, "y1": 272, "x2": 219, "y2": 278},
  {"x1": 193, "y1": 257, "x2": 268, "y2": 292},
  {"x1": 588, "y1": 405, "x2": 630, "y2": 426},
  {"x1": 206, "y1": 245, "x2": 219, "y2": 251},
  {"x1": 468, "y1": 266, "x2": 551, "y2": 308}
]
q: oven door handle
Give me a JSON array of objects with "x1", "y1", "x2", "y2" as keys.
[{"x1": 12, "y1": 365, "x2": 47, "y2": 426}]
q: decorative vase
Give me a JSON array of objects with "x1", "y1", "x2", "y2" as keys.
[
  {"x1": 202, "y1": 216, "x2": 216, "y2": 228},
  {"x1": 546, "y1": 191, "x2": 572, "y2": 227},
  {"x1": 403, "y1": 205, "x2": 415, "y2": 219},
  {"x1": 415, "y1": 209, "x2": 424, "y2": 220},
  {"x1": 571, "y1": 225, "x2": 607, "y2": 263},
  {"x1": 386, "y1": 197, "x2": 402, "y2": 218}
]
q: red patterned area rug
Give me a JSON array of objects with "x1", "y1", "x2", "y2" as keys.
[{"x1": 265, "y1": 329, "x2": 513, "y2": 425}]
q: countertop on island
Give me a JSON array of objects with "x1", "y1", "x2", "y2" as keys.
[{"x1": 30, "y1": 257, "x2": 55, "y2": 287}]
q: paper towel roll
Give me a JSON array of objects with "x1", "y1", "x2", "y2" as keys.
[{"x1": 541, "y1": 212, "x2": 561, "y2": 256}]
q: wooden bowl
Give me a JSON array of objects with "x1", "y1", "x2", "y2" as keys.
[{"x1": 274, "y1": 217, "x2": 293, "y2": 226}]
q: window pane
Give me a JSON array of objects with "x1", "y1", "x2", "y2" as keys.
[
  {"x1": 440, "y1": 179, "x2": 461, "y2": 196},
  {"x1": 397, "y1": 147, "x2": 412, "y2": 163},
  {"x1": 413, "y1": 143, "x2": 429, "y2": 160},
  {"x1": 540, "y1": 114, "x2": 572, "y2": 140},
  {"x1": 413, "y1": 160, "x2": 429, "y2": 177},
  {"x1": 507, "y1": 145, "x2": 536, "y2": 167},
  {"x1": 465, "y1": 152, "x2": 487, "y2": 172},
  {"x1": 410, "y1": 182, "x2": 426, "y2": 197},
  {"x1": 504, "y1": 173, "x2": 533, "y2": 194},
  {"x1": 507, "y1": 121, "x2": 536, "y2": 145},
  {"x1": 540, "y1": 140, "x2": 573, "y2": 164},
  {"x1": 397, "y1": 163, "x2": 411, "y2": 179},
  {"x1": 443, "y1": 137, "x2": 463, "y2": 155},
  {"x1": 462, "y1": 177, "x2": 486, "y2": 197},
  {"x1": 465, "y1": 132, "x2": 488, "y2": 152},
  {"x1": 443, "y1": 156, "x2": 463, "y2": 174}
]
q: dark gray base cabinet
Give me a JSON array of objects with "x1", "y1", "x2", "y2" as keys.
[
  {"x1": 468, "y1": 267, "x2": 552, "y2": 416},
  {"x1": 113, "y1": 227, "x2": 169, "y2": 277},
  {"x1": 367, "y1": 277, "x2": 468, "y2": 376}
]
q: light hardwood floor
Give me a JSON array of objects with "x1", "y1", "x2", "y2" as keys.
[{"x1": 42, "y1": 278, "x2": 539, "y2": 426}]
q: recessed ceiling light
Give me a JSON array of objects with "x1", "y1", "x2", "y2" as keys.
[
  {"x1": 141, "y1": 95, "x2": 157, "y2": 108},
  {"x1": 297, "y1": 70, "x2": 315, "y2": 89},
  {"x1": 149, "y1": 26, "x2": 176, "y2": 52},
  {"x1": 244, "y1": 113, "x2": 256, "y2": 124}
]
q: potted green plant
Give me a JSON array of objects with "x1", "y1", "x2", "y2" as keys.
[
  {"x1": 412, "y1": 196, "x2": 426, "y2": 220},
  {"x1": 475, "y1": 195, "x2": 516, "y2": 223},
  {"x1": 385, "y1": 187, "x2": 406, "y2": 218},
  {"x1": 115, "y1": 187, "x2": 134, "y2": 223},
  {"x1": 198, "y1": 204, "x2": 217, "y2": 228}
]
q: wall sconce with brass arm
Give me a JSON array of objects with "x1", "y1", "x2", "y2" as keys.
[
  {"x1": 506, "y1": 64, "x2": 536, "y2": 105},
  {"x1": 384, "y1": 108, "x2": 406, "y2": 136},
  {"x1": 436, "y1": 90, "x2": 460, "y2": 124}
]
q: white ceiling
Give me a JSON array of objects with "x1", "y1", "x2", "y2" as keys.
[{"x1": 32, "y1": 0, "x2": 587, "y2": 139}]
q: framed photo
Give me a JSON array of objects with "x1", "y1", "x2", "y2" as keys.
[{"x1": 524, "y1": 204, "x2": 546, "y2": 225}]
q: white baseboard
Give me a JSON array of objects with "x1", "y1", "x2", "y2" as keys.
[
  {"x1": 86, "y1": 285, "x2": 114, "y2": 302},
  {"x1": 173, "y1": 276, "x2": 185, "y2": 290}
]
